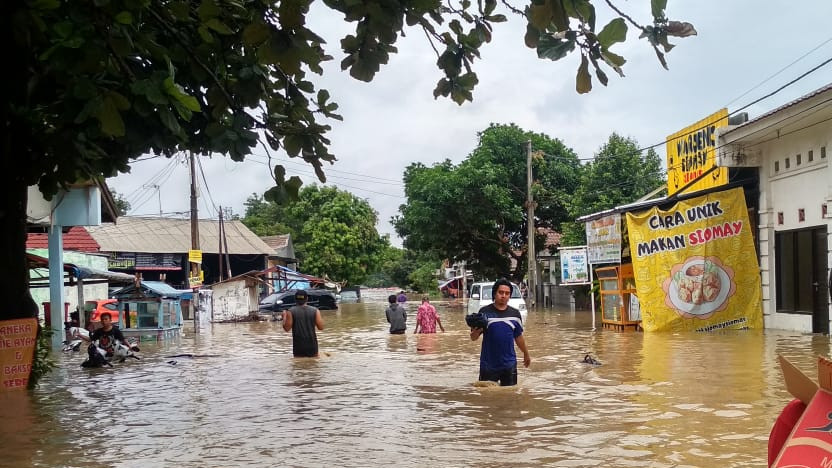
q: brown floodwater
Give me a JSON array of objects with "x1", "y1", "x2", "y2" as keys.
[{"x1": 1, "y1": 298, "x2": 828, "y2": 468}]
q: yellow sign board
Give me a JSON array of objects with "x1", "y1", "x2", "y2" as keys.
[
  {"x1": 188, "y1": 270, "x2": 204, "y2": 288},
  {"x1": 666, "y1": 109, "x2": 729, "y2": 196},
  {"x1": 0, "y1": 318, "x2": 37, "y2": 392},
  {"x1": 188, "y1": 249, "x2": 203, "y2": 264},
  {"x1": 625, "y1": 187, "x2": 762, "y2": 332}
]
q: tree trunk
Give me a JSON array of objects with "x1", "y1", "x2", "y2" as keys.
[
  {"x1": 2, "y1": 2, "x2": 39, "y2": 321},
  {"x1": 1, "y1": 175, "x2": 38, "y2": 320}
]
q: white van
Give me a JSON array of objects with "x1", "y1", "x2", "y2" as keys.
[{"x1": 467, "y1": 281, "x2": 527, "y2": 319}]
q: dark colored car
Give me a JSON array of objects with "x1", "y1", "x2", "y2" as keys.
[{"x1": 258, "y1": 289, "x2": 338, "y2": 316}]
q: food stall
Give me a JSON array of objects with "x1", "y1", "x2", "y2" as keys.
[
  {"x1": 110, "y1": 280, "x2": 186, "y2": 342},
  {"x1": 596, "y1": 263, "x2": 640, "y2": 330}
]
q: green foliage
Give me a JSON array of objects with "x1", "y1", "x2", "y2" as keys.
[
  {"x1": 28, "y1": 325, "x2": 55, "y2": 390},
  {"x1": 560, "y1": 133, "x2": 665, "y2": 246},
  {"x1": 408, "y1": 261, "x2": 441, "y2": 293},
  {"x1": 364, "y1": 244, "x2": 407, "y2": 287},
  {"x1": 394, "y1": 123, "x2": 580, "y2": 282},
  {"x1": 241, "y1": 194, "x2": 299, "y2": 239},
  {"x1": 242, "y1": 186, "x2": 386, "y2": 285},
  {"x1": 111, "y1": 189, "x2": 131, "y2": 216}
]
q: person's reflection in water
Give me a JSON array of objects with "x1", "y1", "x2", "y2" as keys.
[{"x1": 416, "y1": 333, "x2": 437, "y2": 354}]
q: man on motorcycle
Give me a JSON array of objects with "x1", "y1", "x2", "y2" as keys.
[{"x1": 81, "y1": 312, "x2": 133, "y2": 357}]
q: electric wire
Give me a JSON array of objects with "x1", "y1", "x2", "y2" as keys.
[{"x1": 723, "y1": 35, "x2": 832, "y2": 107}]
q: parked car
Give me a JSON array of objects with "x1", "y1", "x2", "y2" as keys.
[
  {"x1": 258, "y1": 289, "x2": 338, "y2": 317},
  {"x1": 466, "y1": 281, "x2": 527, "y2": 320},
  {"x1": 85, "y1": 299, "x2": 122, "y2": 323}
]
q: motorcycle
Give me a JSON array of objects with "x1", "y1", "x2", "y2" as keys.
[{"x1": 65, "y1": 327, "x2": 141, "y2": 368}]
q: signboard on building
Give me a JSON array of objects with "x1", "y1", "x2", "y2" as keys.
[
  {"x1": 109, "y1": 252, "x2": 183, "y2": 270},
  {"x1": 559, "y1": 247, "x2": 589, "y2": 285},
  {"x1": 0, "y1": 319, "x2": 37, "y2": 392},
  {"x1": 625, "y1": 187, "x2": 762, "y2": 332},
  {"x1": 585, "y1": 214, "x2": 621, "y2": 264},
  {"x1": 666, "y1": 109, "x2": 729, "y2": 196}
]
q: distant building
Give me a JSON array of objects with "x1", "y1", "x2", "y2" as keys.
[{"x1": 84, "y1": 216, "x2": 274, "y2": 288}]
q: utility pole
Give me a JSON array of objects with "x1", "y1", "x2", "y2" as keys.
[
  {"x1": 189, "y1": 152, "x2": 203, "y2": 331},
  {"x1": 189, "y1": 152, "x2": 201, "y2": 286},
  {"x1": 526, "y1": 140, "x2": 536, "y2": 307},
  {"x1": 218, "y1": 206, "x2": 224, "y2": 282}
]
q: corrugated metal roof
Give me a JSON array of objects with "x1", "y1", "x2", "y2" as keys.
[
  {"x1": 261, "y1": 234, "x2": 290, "y2": 250},
  {"x1": 261, "y1": 234, "x2": 296, "y2": 259},
  {"x1": 86, "y1": 216, "x2": 273, "y2": 255}
]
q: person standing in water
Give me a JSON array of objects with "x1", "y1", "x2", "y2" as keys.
[
  {"x1": 469, "y1": 278, "x2": 530, "y2": 386},
  {"x1": 385, "y1": 294, "x2": 407, "y2": 334},
  {"x1": 414, "y1": 296, "x2": 444, "y2": 334},
  {"x1": 283, "y1": 290, "x2": 324, "y2": 357}
]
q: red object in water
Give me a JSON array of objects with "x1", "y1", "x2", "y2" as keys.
[{"x1": 768, "y1": 398, "x2": 807, "y2": 467}]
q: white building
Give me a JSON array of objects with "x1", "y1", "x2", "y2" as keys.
[{"x1": 718, "y1": 84, "x2": 832, "y2": 332}]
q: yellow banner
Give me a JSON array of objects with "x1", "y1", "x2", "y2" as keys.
[
  {"x1": 625, "y1": 187, "x2": 762, "y2": 332},
  {"x1": 666, "y1": 109, "x2": 729, "y2": 196}
]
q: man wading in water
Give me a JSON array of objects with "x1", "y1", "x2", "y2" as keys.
[
  {"x1": 283, "y1": 290, "x2": 324, "y2": 357},
  {"x1": 469, "y1": 278, "x2": 531, "y2": 386}
]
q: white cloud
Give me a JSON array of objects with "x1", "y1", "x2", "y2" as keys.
[{"x1": 109, "y1": 0, "x2": 832, "y2": 246}]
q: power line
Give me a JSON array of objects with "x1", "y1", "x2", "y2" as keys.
[
  {"x1": 724, "y1": 35, "x2": 832, "y2": 107},
  {"x1": 196, "y1": 155, "x2": 219, "y2": 217},
  {"x1": 557, "y1": 56, "x2": 832, "y2": 168}
]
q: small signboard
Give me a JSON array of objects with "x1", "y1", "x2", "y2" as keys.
[
  {"x1": 666, "y1": 108, "x2": 729, "y2": 196},
  {"x1": 188, "y1": 270, "x2": 204, "y2": 288},
  {"x1": 629, "y1": 294, "x2": 641, "y2": 322},
  {"x1": 188, "y1": 249, "x2": 203, "y2": 264},
  {"x1": 585, "y1": 214, "x2": 621, "y2": 264},
  {"x1": 559, "y1": 247, "x2": 590, "y2": 285},
  {"x1": 0, "y1": 318, "x2": 38, "y2": 392}
]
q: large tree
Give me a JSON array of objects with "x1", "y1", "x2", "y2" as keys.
[
  {"x1": 3, "y1": 0, "x2": 693, "y2": 385},
  {"x1": 394, "y1": 123, "x2": 580, "y2": 282},
  {"x1": 242, "y1": 186, "x2": 386, "y2": 285},
  {"x1": 560, "y1": 132, "x2": 665, "y2": 245}
]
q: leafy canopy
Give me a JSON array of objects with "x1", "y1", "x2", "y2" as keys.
[
  {"x1": 393, "y1": 123, "x2": 581, "y2": 282},
  {"x1": 242, "y1": 185, "x2": 386, "y2": 285},
  {"x1": 560, "y1": 133, "x2": 665, "y2": 245}
]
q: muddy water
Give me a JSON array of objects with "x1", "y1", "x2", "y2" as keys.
[{"x1": 2, "y1": 300, "x2": 828, "y2": 468}]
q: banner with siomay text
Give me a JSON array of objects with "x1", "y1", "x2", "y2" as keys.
[{"x1": 625, "y1": 187, "x2": 762, "y2": 332}]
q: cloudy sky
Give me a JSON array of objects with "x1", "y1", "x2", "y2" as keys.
[{"x1": 109, "y1": 0, "x2": 832, "y2": 246}]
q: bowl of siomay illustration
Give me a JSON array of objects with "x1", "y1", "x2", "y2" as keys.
[{"x1": 662, "y1": 255, "x2": 736, "y2": 319}]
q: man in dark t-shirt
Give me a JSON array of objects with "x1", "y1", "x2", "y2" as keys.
[
  {"x1": 282, "y1": 290, "x2": 325, "y2": 357},
  {"x1": 469, "y1": 279, "x2": 531, "y2": 386},
  {"x1": 85, "y1": 312, "x2": 128, "y2": 356}
]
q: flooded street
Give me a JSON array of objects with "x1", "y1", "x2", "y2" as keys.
[{"x1": 2, "y1": 299, "x2": 829, "y2": 468}]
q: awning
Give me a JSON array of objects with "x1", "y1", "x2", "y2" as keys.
[
  {"x1": 27, "y1": 252, "x2": 135, "y2": 284},
  {"x1": 76, "y1": 265, "x2": 134, "y2": 283},
  {"x1": 439, "y1": 276, "x2": 462, "y2": 289}
]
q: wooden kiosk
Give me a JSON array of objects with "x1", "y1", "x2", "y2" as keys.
[{"x1": 596, "y1": 263, "x2": 640, "y2": 330}]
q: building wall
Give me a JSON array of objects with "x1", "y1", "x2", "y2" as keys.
[
  {"x1": 28, "y1": 249, "x2": 110, "y2": 321},
  {"x1": 757, "y1": 123, "x2": 832, "y2": 332},
  {"x1": 211, "y1": 279, "x2": 256, "y2": 322}
]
